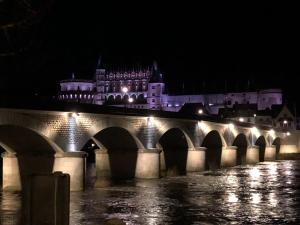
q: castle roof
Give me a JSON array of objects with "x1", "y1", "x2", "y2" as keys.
[{"x1": 149, "y1": 61, "x2": 163, "y2": 83}]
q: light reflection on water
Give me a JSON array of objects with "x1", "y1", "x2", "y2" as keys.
[{"x1": 1, "y1": 161, "x2": 300, "y2": 224}]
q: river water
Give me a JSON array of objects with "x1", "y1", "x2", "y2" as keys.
[{"x1": 1, "y1": 161, "x2": 300, "y2": 224}]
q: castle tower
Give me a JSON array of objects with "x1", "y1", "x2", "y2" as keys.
[
  {"x1": 147, "y1": 61, "x2": 165, "y2": 109},
  {"x1": 94, "y1": 56, "x2": 106, "y2": 105}
]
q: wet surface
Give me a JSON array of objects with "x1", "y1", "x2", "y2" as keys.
[{"x1": 1, "y1": 161, "x2": 300, "y2": 224}]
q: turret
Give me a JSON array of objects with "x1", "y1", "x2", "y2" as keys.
[
  {"x1": 147, "y1": 61, "x2": 165, "y2": 109},
  {"x1": 94, "y1": 56, "x2": 106, "y2": 105}
]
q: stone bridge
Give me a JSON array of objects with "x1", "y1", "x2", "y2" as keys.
[{"x1": 0, "y1": 105, "x2": 299, "y2": 191}]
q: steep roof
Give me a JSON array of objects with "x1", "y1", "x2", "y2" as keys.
[{"x1": 149, "y1": 61, "x2": 163, "y2": 83}]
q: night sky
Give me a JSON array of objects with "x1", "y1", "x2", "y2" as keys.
[{"x1": 0, "y1": 2, "x2": 299, "y2": 105}]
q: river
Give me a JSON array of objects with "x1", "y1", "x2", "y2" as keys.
[{"x1": 1, "y1": 160, "x2": 300, "y2": 224}]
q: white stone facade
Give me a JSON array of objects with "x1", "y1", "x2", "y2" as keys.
[{"x1": 59, "y1": 64, "x2": 283, "y2": 114}]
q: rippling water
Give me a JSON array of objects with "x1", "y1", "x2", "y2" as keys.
[{"x1": 1, "y1": 161, "x2": 300, "y2": 224}]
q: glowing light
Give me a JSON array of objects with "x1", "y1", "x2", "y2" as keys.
[
  {"x1": 286, "y1": 131, "x2": 291, "y2": 136},
  {"x1": 251, "y1": 126, "x2": 260, "y2": 137},
  {"x1": 269, "y1": 129, "x2": 275, "y2": 138},
  {"x1": 227, "y1": 193, "x2": 239, "y2": 203},
  {"x1": 68, "y1": 116, "x2": 77, "y2": 151},
  {"x1": 209, "y1": 103, "x2": 213, "y2": 106},
  {"x1": 251, "y1": 193, "x2": 261, "y2": 204},
  {"x1": 122, "y1": 86, "x2": 128, "y2": 93},
  {"x1": 71, "y1": 112, "x2": 79, "y2": 118},
  {"x1": 91, "y1": 143, "x2": 95, "y2": 147},
  {"x1": 283, "y1": 120, "x2": 288, "y2": 124},
  {"x1": 228, "y1": 123, "x2": 234, "y2": 130},
  {"x1": 253, "y1": 114, "x2": 256, "y2": 117},
  {"x1": 249, "y1": 167, "x2": 260, "y2": 179},
  {"x1": 251, "y1": 127, "x2": 257, "y2": 132},
  {"x1": 267, "y1": 163, "x2": 278, "y2": 176},
  {"x1": 198, "y1": 109, "x2": 203, "y2": 114},
  {"x1": 128, "y1": 97, "x2": 134, "y2": 103},
  {"x1": 268, "y1": 192, "x2": 278, "y2": 207},
  {"x1": 239, "y1": 117, "x2": 244, "y2": 122},
  {"x1": 198, "y1": 121, "x2": 211, "y2": 133},
  {"x1": 147, "y1": 116, "x2": 155, "y2": 126}
]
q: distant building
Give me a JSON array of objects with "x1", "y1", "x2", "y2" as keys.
[
  {"x1": 218, "y1": 104, "x2": 297, "y2": 130},
  {"x1": 58, "y1": 59, "x2": 283, "y2": 116},
  {"x1": 58, "y1": 73, "x2": 95, "y2": 104}
]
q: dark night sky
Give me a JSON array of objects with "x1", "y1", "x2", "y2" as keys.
[{"x1": 1, "y1": 2, "x2": 299, "y2": 104}]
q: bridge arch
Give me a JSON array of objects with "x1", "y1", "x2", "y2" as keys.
[
  {"x1": 115, "y1": 95, "x2": 122, "y2": 103},
  {"x1": 158, "y1": 128, "x2": 192, "y2": 176},
  {"x1": 91, "y1": 126, "x2": 141, "y2": 180},
  {"x1": 201, "y1": 130, "x2": 224, "y2": 170},
  {"x1": 0, "y1": 125, "x2": 62, "y2": 190},
  {"x1": 255, "y1": 135, "x2": 267, "y2": 162},
  {"x1": 232, "y1": 133, "x2": 249, "y2": 165}
]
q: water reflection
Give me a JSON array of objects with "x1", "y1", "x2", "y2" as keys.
[
  {"x1": 0, "y1": 192, "x2": 21, "y2": 225},
  {"x1": 251, "y1": 192, "x2": 261, "y2": 204},
  {"x1": 268, "y1": 192, "x2": 278, "y2": 207},
  {"x1": 227, "y1": 192, "x2": 238, "y2": 203},
  {"x1": 1, "y1": 161, "x2": 300, "y2": 224}
]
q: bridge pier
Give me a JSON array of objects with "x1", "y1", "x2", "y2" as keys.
[
  {"x1": 221, "y1": 146, "x2": 237, "y2": 168},
  {"x1": 94, "y1": 149, "x2": 111, "y2": 187},
  {"x1": 1, "y1": 152, "x2": 21, "y2": 191},
  {"x1": 160, "y1": 150, "x2": 166, "y2": 176},
  {"x1": 135, "y1": 148, "x2": 161, "y2": 179},
  {"x1": 246, "y1": 146, "x2": 260, "y2": 164},
  {"x1": 265, "y1": 145, "x2": 276, "y2": 161},
  {"x1": 53, "y1": 152, "x2": 87, "y2": 191},
  {"x1": 279, "y1": 144, "x2": 299, "y2": 154},
  {"x1": 95, "y1": 148, "x2": 161, "y2": 187},
  {"x1": 186, "y1": 147, "x2": 206, "y2": 172}
]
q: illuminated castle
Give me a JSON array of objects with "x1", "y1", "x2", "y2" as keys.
[{"x1": 58, "y1": 60, "x2": 283, "y2": 114}]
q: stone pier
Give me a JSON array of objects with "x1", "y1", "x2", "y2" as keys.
[
  {"x1": 279, "y1": 144, "x2": 299, "y2": 154},
  {"x1": 160, "y1": 150, "x2": 166, "y2": 177},
  {"x1": 53, "y1": 151, "x2": 87, "y2": 191},
  {"x1": 1, "y1": 152, "x2": 21, "y2": 191},
  {"x1": 221, "y1": 146, "x2": 237, "y2": 168},
  {"x1": 246, "y1": 146, "x2": 260, "y2": 164},
  {"x1": 94, "y1": 149, "x2": 111, "y2": 187},
  {"x1": 135, "y1": 148, "x2": 161, "y2": 179},
  {"x1": 186, "y1": 147, "x2": 206, "y2": 172},
  {"x1": 264, "y1": 145, "x2": 276, "y2": 161}
]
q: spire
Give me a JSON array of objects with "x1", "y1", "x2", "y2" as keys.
[
  {"x1": 71, "y1": 72, "x2": 75, "y2": 79},
  {"x1": 153, "y1": 60, "x2": 158, "y2": 71},
  {"x1": 96, "y1": 55, "x2": 102, "y2": 69},
  {"x1": 149, "y1": 60, "x2": 163, "y2": 83}
]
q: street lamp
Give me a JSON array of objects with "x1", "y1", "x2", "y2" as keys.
[
  {"x1": 198, "y1": 109, "x2": 203, "y2": 115},
  {"x1": 122, "y1": 86, "x2": 128, "y2": 94},
  {"x1": 128, "y1": 97, "x2": 134, "y2": 103}
]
